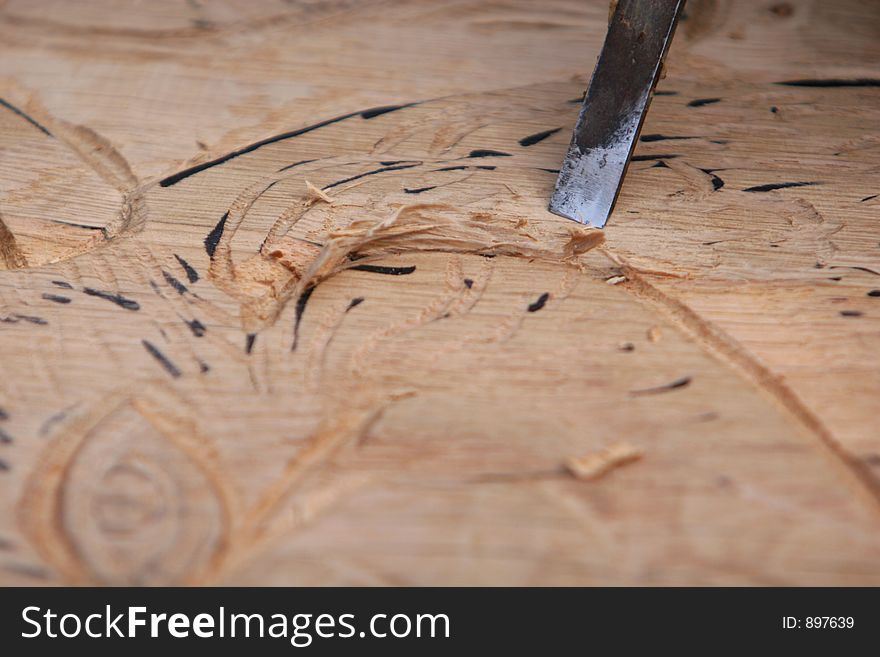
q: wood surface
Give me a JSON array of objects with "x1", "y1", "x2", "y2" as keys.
[{"x1": 1, "y1": 0, "x2": 879, "y2": 585}]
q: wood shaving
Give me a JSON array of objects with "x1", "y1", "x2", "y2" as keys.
[
  {"x1": 565, "y1": 443, "x2": 643, "y2": 481},
  {"x1": 296, "y1": 203, "x2": 605, "y2": 296},
  {"x1": 605, "y1": 274, "x2": 626, "y2": 285}
]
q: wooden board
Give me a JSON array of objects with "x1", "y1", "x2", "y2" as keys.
[{"x1": 1, "y1": 0, "x2": 879, "y2": 585}]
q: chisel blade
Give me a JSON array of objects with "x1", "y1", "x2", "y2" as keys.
[{"x1": 549, "y1": 0, "x2": 685, "y2": 228}]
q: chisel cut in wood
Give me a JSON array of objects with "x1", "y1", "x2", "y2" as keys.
[{"x1": 550, "y1": 0, "x2": 685, "y2": 228}]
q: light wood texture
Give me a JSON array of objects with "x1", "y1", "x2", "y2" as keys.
[{"x1": 1, "y1": 0, "x2": 879, "y2": 585}]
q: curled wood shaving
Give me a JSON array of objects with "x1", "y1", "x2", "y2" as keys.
[
  {"x1": 246, "y1": 202, "x2": 605, "y2": 332},
  {"x1": 565, "y1": 443, "x2": 643, "y2": 481},
  {"x1": 293, "y1": 203, "x2": 605, "y2": 296}
]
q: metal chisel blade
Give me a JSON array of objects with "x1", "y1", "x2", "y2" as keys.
[{"x1": 549, "y1": 0, "x2": 685, "y2": 228}]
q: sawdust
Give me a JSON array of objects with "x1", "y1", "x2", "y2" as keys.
[
  {"x1": 565, "y1": 443, "x2": 643, "y2": 481},
  {"x1": 267, "y1": 237, "x2": 322, "y2": 278}
]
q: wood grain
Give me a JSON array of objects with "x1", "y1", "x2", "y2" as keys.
[{"x1": 1, "y1": 0, "x2": 879, "y2": 585}]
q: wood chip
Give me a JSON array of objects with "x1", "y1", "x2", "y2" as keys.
[
  {"x1": 605, "y1": 274, "x2": 626, "y2": 285},
  {"x1": 647, "y1": 325, "x2": 662, "y2": 342},
  {"x1": 562, "y1": 226, "x2": 604, "y2": 260},
  {"x1": 565, "y1": 443, "x2": 643, "y2": 481},
  {"x1": 305, "y1": 179, "x2": 335, "y2": 204}
]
